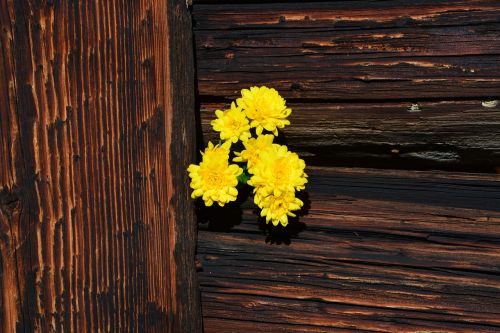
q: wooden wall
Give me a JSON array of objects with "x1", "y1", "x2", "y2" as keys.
[
  {"x1": 193, "y1": 1, "x2": 500, "y2": 332},
  {"x1": 0, "y1": 1, "x2": 201, "y2": 332},
  {"x1": 198, "y1": 168, "x2": 500, "y2": 332},
  {"x1": 194, "y1": 0, "x2": 500, "y2": 171}
]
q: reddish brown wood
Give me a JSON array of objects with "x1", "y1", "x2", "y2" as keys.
[
  {"x1": 193, "y1": 2, "x2": 500, "y2": 331},
  {"x1": 198, "y1": 167, "x2": 500, "y2": 332},
  {"x1": 200, "y1": 100, "x2": 500, "y2": 171},
  {"x1": 0, "y1": 1, "x2": 201, "y2": 332},
  {"x1": 193, "y1": 0, "x2": 500, "y2": 170},
  {"x1": 193, "y1": 0, "x2": 500, "y2": 100}
]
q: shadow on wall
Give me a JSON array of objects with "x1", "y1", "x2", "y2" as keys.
[{"x1": 197, "y1": 186, "x2": 310, "y2": 244}]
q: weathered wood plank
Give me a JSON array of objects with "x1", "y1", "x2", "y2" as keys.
[
  {"x1": 193, "y1": 0, "x2": 500, "y2": 29},
  {"x1": 198, "y1": 167, "x2": 500, "y2": 332},
  {"x1": 200, "y1": 100, "x2": 500, "y2": 171},
  {"x1": 193, "y1": 0, "x2": 500, "y2": 100},
  {"x1": 0, "y1": 1, "x2": 201, "y2": 332}
]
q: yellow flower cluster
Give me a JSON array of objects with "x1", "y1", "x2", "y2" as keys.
[
  {"x1": 211, "y1": 102, "x2": 251, "y2": 143},
  {"x1": 237, "y1": 86, "x2": 291, "y2": 136},
  {"x1": 188, "y1": 86, "x2": 307, "y2": 227},
  {"x1": 187, "y1": 141, "x2": 242, "y2": 207},
  {"x1": 246, "y1": 143, "x2": 307, "y2": 227}
]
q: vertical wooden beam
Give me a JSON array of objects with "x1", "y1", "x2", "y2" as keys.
[
  {"x1": 0, "y1": 0, "x2": 202, "y2": 332},
  {"x1": 167, "y1": 0, "x2": 203, "y2": 332}
]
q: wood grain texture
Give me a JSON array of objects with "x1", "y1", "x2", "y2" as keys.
[
  {"x1": 193, "y1": 0, "x2": 500, "y2": 170},
  {"x1": 200, "y1": 100, "x2": 500, "y2": 171},
  {"x1": 198, "y1": 167, "x2": 500, "y2": 332},
  {"x1": 0, "y1": 0, "x2": 202, "y2": 332},
  {"x1": 193, "y1": 0, "x2": 500, "y2": 100}
]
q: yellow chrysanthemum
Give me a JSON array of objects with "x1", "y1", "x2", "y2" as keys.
[
  {"x1": 254, "y1": 189, "x2": 303, "y2": 227},
  {"x1": 202, "y1": 140, "x2": 232, "y2": 161},
  {"x1": 247, "y1": 144, "x2": 307, "y2": 196},
  {"x1": 233, "y1": 134, "x2": 274, "y2": 170},
  {"x1": 188, "y1": 142, "x2": 243, "y2": 207},
  {"x1": 211, "y1": 102, "x2": 251, "y2": 143},
  {"x1": 237, "y1": 86, "x2": 291, "y2": 136}
]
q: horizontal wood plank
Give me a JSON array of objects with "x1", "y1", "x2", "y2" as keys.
[
  {"x1": 194, "y1": 1, "x2": 500, "y2": 30},
  {"x1": 197, "y1": 167, "x2": 500, "y2": 332},
  {"x1": 200, "y1": 100, "x2": 500, "y2": 171},
  {"x1": 193, "y1": 0, "x2": 500, "y2": 100}
]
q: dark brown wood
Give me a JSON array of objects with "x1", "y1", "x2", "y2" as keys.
[
  {"x1": 0, "y1": 1, "x2": 202, "y2": 332},
  {"x1": 193, "y1": 0, "x2": 500, "y2": 170},
  {"x1": 200, "y1": 100, "x2": 500, "y2": 171},
  {"x1": 195, "y1": 2, "x2": 500, "y2": 331},
  {"x1": 198, "y1": 167, "x2": 500, "y2": 332},
  {"x1": 193, "y1": 0, "x2": 500, "y2": 100}
]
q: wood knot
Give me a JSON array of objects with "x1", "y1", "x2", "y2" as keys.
[
  {"x1": 291, "y1": 82, "x2": 302, "y2": 91},
  {"x1": 141, "y1": 58, "x2": 153, "y2": 69},
  {"x1": 0, "y1": 187, "x2": 20, "y2": 229},
  {"x1": 0, "y1": 188, "x2": 20, "y2": 211}
]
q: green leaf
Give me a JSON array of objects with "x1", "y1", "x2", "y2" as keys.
[{"x1": 237, "y1": 170, "x2": 250, "y2": 184}]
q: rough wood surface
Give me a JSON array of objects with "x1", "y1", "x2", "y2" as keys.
[
  {"x1": 0, "y1": 1, "x2": 202, "y2": 332},
  {"x1": 193, "y1": 0, "x2": 500, "y2": 100},
  {"x1": 198, "y1": 167, "x2": 500, "y2": 332},
  {"x1": 200, "y1": 100, "x2": 500, "y2": 171},
  {"x1": 193, "y1": 0, "x2": 500, "y2": 170}
]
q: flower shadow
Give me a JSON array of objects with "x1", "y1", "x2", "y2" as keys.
[
  {"x1": 197, "y1": 185, "x2": 311, "y2": 244},
  {"x1": 197, "y1": 184, "x2": 250, "y2": 231}
]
